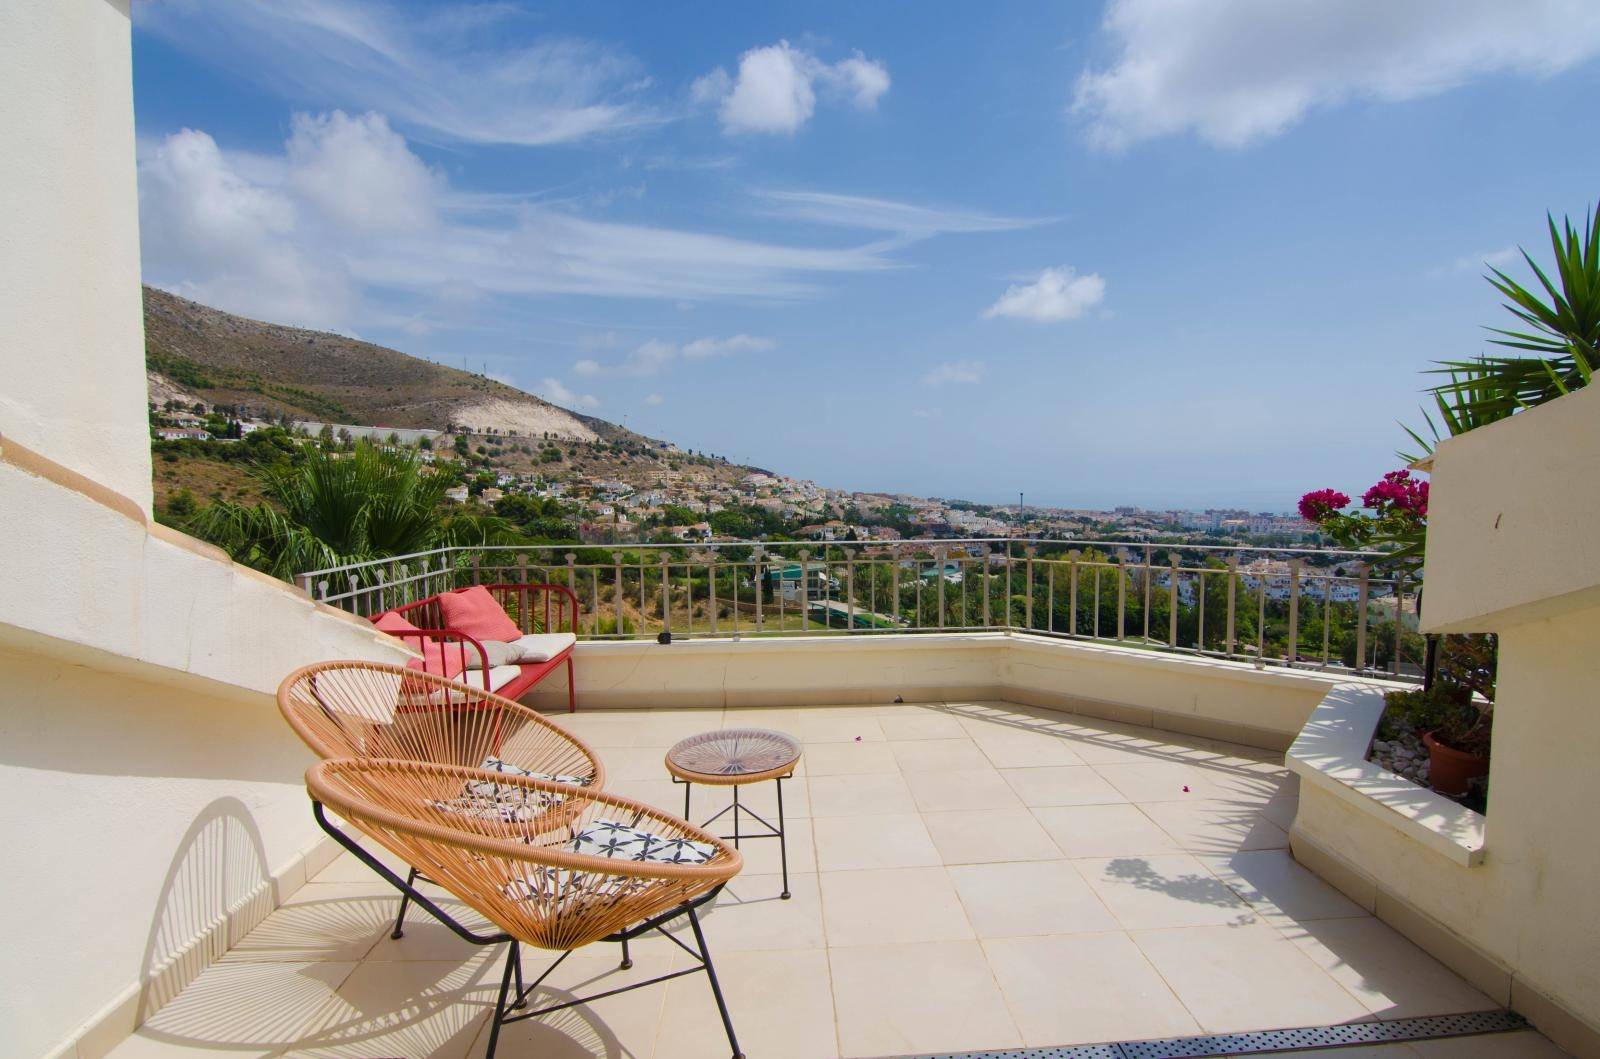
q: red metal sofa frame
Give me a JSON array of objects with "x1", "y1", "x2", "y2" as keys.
[{"x1": 373, "y1": 583, "x2": 580, "y2": 712}]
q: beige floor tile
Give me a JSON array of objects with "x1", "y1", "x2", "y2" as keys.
[
  {"x1": 1072, "y1": 854, "x2": 1256, "y2": 930},
  {"x1": 1092, "y1": 761, "x2": 1213, "y2": 802},
  {"x1": 624, "y1": 715, "x2": 730, "y2": 748},
  {"x1": 287, "y1": 954, "x2": 498, "y2": 1059},
  {"x1": 1031, "y1": 804, "x2": 1180, "y2": 858},
  {"x1": 973, "y1": 733, "x2": 1087, "y2": 768},
  {"x1": 1199, "y1": 850, "x2": 1367, "y2": 925},
  {"x1": 904, "y1": 768, "x2": 1024, "y2": 812},
  {"x1": 606, "y1": 776, "x2": 687, "y2": 815},
  {"x1": 1204, "y1": 765, "x2": 1299, "y2": 803},
  {"x1": 719, "y1": 708, "x2": 803, "y2": 730},
  {"x1": 984, "y1": 932, "x2": 1200, "y2": 1045},
  {"x1": 1000, "y1": 765, "x2": 1128, "y2": 807},
  {"x1": 724, "y1": 816, "x2": 815, "y2": 875},
  {"x1": 806, "y1": 771, "x2": 918, "y2": 817},
  {"x1": 1284, "y1": 1048, "x2": 1420, "y2": 1057},
  {"x1": 813, "y1": 813, "x2": 940, "y2": 871},
  {"x1": 104, "y1": 961, "x2": 357, "y2": 1058},
  {"x1": 803, "y1": 740, "x2": 900, "y2": 776},
  {"x1": 1063, "y1": 733, "x2": 1178, "y2": 766},
  {"x1": 797, "y1": 715, "x2": 886, "y2": 743},
  {"x1": 472, "y1": 950, "x2": 673, "y2": 1059},
  {"x1": 890, "y1": 738, "x2": 993, "y2": 772},
  {"x1": 949, "y1": 860, "x2": 1119, "y2": 937},
  {"x1": 596, "y1": 746, "x2": 676, "y2": 781},
  {"x1": 1133, "y1": 923, "x2": 1371, "y2": 1032},
  {"x1": 878, "y1": 713, "x2": 969, "y2": 740},
  {"x1": 923, "y1": 808, "x2": 1062, "y2": 865},
  {"x1": 1283, "y1": 916, "x2": 1498, "y2": 1020},
  {"x1": 684, "y1": 774, "x2": 809, "y2": 825},
  {"x1": 1410, "y1": 1031, "x2": 1569, "y2": 1057},
  {"x1": 310, "y1": 843, "x2": 413, "y2": 885},
  {"x1": 222, "y1": 883, "x2": 391, "y2": 964},
  {"x1": 1138, "y1": 798, "x2": 1290, "y2": 854},
  {"x1": 655, "y1": 948, "x2": 837, "y2": 1059},
  {"x1": 669, "y1": 872, "x2": 825, "y2": 952},
  {"x1": 829, "y1": 940, "x2": 1021, "y2": 1056},
  {"x1": 820, "y1": 865, "x2": 974, "y2": 946},
  {"x1": 1260, "y1": 796, "x2": 1299, "y2": 831}
]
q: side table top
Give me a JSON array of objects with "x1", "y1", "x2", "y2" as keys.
[{"x1": 666, "y1": 728, "x2": 802, "y2": 784}]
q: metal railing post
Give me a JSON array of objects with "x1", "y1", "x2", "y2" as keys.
[
  {"x1": 613, "y1": 552, "x2": 624, "y2": 636},
  {"x1": 708, "y1": 552, "x2": 719, "y2": 635},
  {"x1": 1116, "y1": 556, "x2": 1126, "y2": 641},
  {"x1": 1392, "y1": 569, "x2": 1405, "y2": 677},
  {"x1": 1142, "y1": 545, "x2": 1153, "y2": 642},
  {"x1": 798, "y1": 549, "x2": 810, "y2": 632},
  {"x1": 754, "y1": 546, "x2": 766, "y2": 630},
  {"x1": 660, "y1": 554, "x2": 672, "y2": 634},
  {"x1": 1168, "y1": 554, "x2": 1180, "y2": 648},
  {"x1": 1355, "y1": 563, "x2": 1371, "y2": 675},
  {"x1": 1286, "y1": 559, "x2": 1301, "y2": 665},
  {"x1": 889, "y1": 546, "x2": 899, "y2": 628},
  {"x1": 1225, "y1": 556, "x2": 1238, "y2": 657},
  {"x1": 936, "y1": 546, "x2": 947, "y2": 630},
  {"x1": 1068, "y1": 550, "x2": 1080, "y2": 635},
  {"x1": 1025, "y1": 547, "x2": 1036, "y2": 630}
]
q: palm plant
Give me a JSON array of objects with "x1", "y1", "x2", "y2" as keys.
[
  {"x1": 1403, "y1": 205, "x2": 1599, "y2": 460},
  {"x1": 189, "y1": 442, "x2": 514, "y2": 579}
]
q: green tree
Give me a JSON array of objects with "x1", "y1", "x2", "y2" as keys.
[{"x1": 188, "y1": 442, "x2": 513, "y2": 579}]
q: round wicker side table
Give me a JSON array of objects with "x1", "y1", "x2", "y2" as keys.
[{"x1": 666, "y1": 728, "x2": 802, "y2": 899}]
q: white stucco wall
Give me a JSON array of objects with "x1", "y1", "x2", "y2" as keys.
[{"x1": 0, "y1": 0, "x2": 153, "y2": 513}]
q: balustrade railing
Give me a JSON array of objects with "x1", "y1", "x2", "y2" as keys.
[{"x1": 296, "y1": 538, "x2": 1421, "y2": 680}]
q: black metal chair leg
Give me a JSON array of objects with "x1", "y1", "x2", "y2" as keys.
[
  {"x1": 512, "y1": 944, "x2": 527, "y2": 1008},
  {"x1": 390, "y1": 866, "x2": 418, "y2": 939},
  {"x1": 484, "y1": 941, "x2": 518, "y2": 1059},
  {"x1": 686, "y1": 906, "x2": 744, "y2": 1059},
  {"x1": 619, "y1": 935, "x2": 633, "y2": 970}
]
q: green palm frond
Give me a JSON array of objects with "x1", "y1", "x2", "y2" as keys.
[{"x1": 1404, "y1": 204, "x2": 1600, "y2": 457}]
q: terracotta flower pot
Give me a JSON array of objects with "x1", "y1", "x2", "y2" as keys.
[{"x1": 1423, "y1": 730, "x2": 1489, "y2": 797}]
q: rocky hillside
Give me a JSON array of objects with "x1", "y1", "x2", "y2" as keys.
[{"x1": 143, "y1": 286, "x2": 630, "y2": 443}]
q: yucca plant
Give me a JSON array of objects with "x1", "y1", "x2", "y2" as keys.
[
  {"x1": 189, "y1": 442, "x2": 514, "y2": 579},
  {"x1": 1403, "y1": 205, "x2": 1600, "y2": 460}
]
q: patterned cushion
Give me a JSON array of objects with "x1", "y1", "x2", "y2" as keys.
[
  {"x1": 430, "y1": 795, "x2": 547, "y2": 824},
  {"x1": 571, "y1": 819, "x2": 717, "y2": 865},
  {"x1": 431, "y1": 757, "x2": 594, "y2": 822}
]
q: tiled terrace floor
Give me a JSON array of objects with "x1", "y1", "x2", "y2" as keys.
[{"x1": 107, "y1": 701, "x2": 1565, "y2": 1058}]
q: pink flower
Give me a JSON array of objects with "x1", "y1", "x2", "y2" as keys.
[
  {"x1": 1298, "y1": 488, "x2": 1350, "y2": 523},
  {"x1": 1362, "y1": 470, "x2": 1428, "y2": 518}
]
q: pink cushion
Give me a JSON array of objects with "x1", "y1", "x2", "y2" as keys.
[
  {"x1": 374, "y1": 610, "x2": 467, "y2": 679},
  {"x1": 437, "y1": 586, "x2": 522, "y2": 642}
]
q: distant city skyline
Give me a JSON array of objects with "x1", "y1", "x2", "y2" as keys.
[{"x1": 130, "y1": 1, "x2": 1600, "y2": 506}]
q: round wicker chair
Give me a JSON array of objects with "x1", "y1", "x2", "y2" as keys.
[
  {"x1": 308, "y1": 758, "x2": 746, "y2": 1058},
  {"x1": 279, "y1": 660, "x2": 605, "y2": 937}
]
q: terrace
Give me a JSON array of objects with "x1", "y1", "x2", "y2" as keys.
[{"x1": 7, "y1": 6, "x2": 1600, "y2": 1059}]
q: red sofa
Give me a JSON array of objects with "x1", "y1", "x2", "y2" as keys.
[{"x1": 372, "y1": 583, "x2": 580, "y2": 712}]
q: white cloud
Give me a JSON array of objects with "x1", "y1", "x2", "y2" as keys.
[
  {"x1": 921, "y1": 361, "x2": 985, "y2": 387},
  {"x1": 1074, "y1": 0, "x2": 1600, "y2": 150},
  {"x1": 134, "y1": 0, "x2": 659, "y2": 146},
  {"x1": 756, "y1": 190, "x2": 1046, "y2": 235},
  {"x1": 983, "y1": 266, "x2": 1106, "y2": 323},
  {"x1": 682, "y1": 334, "x2": 777, "y2": 359},
  {"x1": 138, "y1": 127, "x2": 356, "y2": 330},
  {"x1": 644, "y1": 393, "x2": 665, "y2": 407},
  {"x1": 538, "y1": 377, "x2": 600, "y2": 409},
  {"x1": 576, "y1": 335, "x2": 776, "y2": 377},
  {"x1": 694, "y1": 41, "x2": 889, "y2": 135},
  {"x1": 138, "y1": 118, "x2": 906, "y2": 331},
  {"x1": 285, "y1": 110, "x2": 440, "y2": 233},
  {"x1": 1431, "y1": 245, "x2": 1520, "y2": 277}
]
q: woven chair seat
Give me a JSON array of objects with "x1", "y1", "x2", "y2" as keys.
[{"x1": 308, "y1": 758, "x2": 742, "y2": 952}]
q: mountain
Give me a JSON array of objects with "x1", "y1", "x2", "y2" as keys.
[{"x1": 142, "y1": 286, "x2": 632, "y2": 444}]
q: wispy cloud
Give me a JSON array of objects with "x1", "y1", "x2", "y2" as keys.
[
  {"x1": 692, "y1": 41, "x2": 889, "y2": 135},
  {"x1": 538, "y1": 377, "x2": 600, "y2": 409},
  {"x1": 1429, "y1": 245, "x2": 1520, "y2": 277},
  {"x1": 574, "y1": 335, "x2": 777, "y2": 377},
  {"x1": 644, "y1": 393, "x2": 665, "y2": 407},
  {"x1": 134, "y1": 0, "x2": 661, "y2": 146},
  {"x1": 137, "y1": 118, "x2": 908, "y2": 331},
  {"x1": 984, "y1": 266, "x2": 1106, "y2": 323},
  {"x1": 756, "y1": 190, "x2": 1048, "y2": 236},
  {"x1": 921, "y1": 361, "x2": 985, "y2": 386},
  {"x1": 1074, "y1": 0, "x2": 1600, "y2": 150}
]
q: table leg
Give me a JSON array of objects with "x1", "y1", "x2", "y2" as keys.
[
  {"x1": 776, "y1": 776, "x2": 791, "y2": 900},
  {"x1": 731, "y1": 785, "x2": 741, "y2": 848},
  {"x1": 684, "y1": 780, "x2": 692, "y2": 820}
]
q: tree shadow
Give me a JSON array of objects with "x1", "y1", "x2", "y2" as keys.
[{"x1": 1101, "y1": 856, "x2": 1256, "y2": 924}]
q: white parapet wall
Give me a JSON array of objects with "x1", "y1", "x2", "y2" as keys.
[
  {"x1": 1287, "y1": 387, "x2": 1600, "y2": 1058},
  {"x1": 525, "y1": 631, "x2": 1357, "y2": 752}
]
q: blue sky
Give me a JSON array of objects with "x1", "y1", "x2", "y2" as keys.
[{"x1": 131, "y1": 1, "x2": 1600, "y2": 510}]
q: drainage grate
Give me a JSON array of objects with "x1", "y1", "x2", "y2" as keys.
[{"x1": 903, "y1": 1010, "x2": 1528, "y2": 1059}]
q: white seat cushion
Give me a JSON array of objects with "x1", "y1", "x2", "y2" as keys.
[
  {"x1": 511, "y1": 632, "x2": 577, "y2": 663},
  {"x1": 398, "y1": 664, "x2": 524, "y2": 708},
  {"x1": 571, "y1": 818, "x2": 717, "y2": 864}
]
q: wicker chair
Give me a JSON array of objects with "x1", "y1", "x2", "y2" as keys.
[
  {"x1": 278, "y1": 660, "x2": 605, "y2": 939},
  {"x1": 308, "y1": 758, "x2": 746, "y2": 1059}
]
